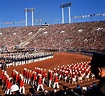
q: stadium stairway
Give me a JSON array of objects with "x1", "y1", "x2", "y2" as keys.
[{"x1": 19, "y1": 27, "x2": 44, "y2": 47}]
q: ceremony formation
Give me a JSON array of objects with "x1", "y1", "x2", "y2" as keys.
[{"x1": 0, "y1": 0, "x2": 105, "y2": 96}]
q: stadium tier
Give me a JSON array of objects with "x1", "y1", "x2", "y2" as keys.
[{"x1": 0, "y1": 21, "x2": 105, "y2": 54}]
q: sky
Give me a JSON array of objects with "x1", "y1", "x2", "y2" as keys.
[{"x1": 0, "y1": 0, "x2": 105, "y2": 27}]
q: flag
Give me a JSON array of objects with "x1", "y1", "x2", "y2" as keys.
[
  {"x1": 102, "y1": 13, "x2": 105, "y2": 16},
  {"x1": 82, "y1": 15, "x2": 85, "y2": 18}
]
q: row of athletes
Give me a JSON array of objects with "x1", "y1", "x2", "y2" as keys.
[
  {"x1": 0, "y1": 70, "x2": 25, "y2": 95},
  {"x1": 21, "y1": 61, "x2": 95, "y2": 91},
  {"x1": 52, "y1": 61, "x2": 95, "y2": 84},
  {"x1": 22, "y1": 67, "x2": 59, "y2": 91},
  {"x1": 0, "y1": 67, "x2": 60, "y2": 94},
  {"x1": 0, "y1": 61, "x2": 95, "y2": 95},
  {"x1": 1, "y1": 53, "x2": 53, "y2": 64}
]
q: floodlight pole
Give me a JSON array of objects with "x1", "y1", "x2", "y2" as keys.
[
  {"x1": 62, "y1": 7, "x2": 64, "y2": 24},
  {"x1": 32, "y1": 9, "x2": 34, "y2": 26},
  {"x1": 24, "y1": 8, "x2": 35, "y2": 26},
  {"x1": 25, "y1": 9, "x2": 28, "y2": 26},
  {"x1": 60, "y1": 2, "x2": 71, "y2": 24},
  {"x1": 68, "y1": 6, "x2": 71, "y2": 23}
]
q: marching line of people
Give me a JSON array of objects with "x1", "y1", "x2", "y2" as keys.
[
  {"x1": 23, "y1": 67, "x2": 60, "y2": 91},
  {"x1": 0, "y1": 67, "x2": 60, "y2": 95},
  {"x1": 0, "y1": 69, "x2": 25, "y2": 95},
  {"x1": 0, "y1": 61, "x2": 95, "y2": 95},
  {"x1": 53, "y1": 61, "x2": 95, "y2": 84},
  {"x1": 11, "y1": 69, "x2": 25, "y2": 94},
  {"x1": 0, "y1": 52, "x2": 54, "y2": 68}
]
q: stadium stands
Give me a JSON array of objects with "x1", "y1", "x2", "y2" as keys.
[{"x1": 0, "y1": 21, "x2": 104, "y2": 54}]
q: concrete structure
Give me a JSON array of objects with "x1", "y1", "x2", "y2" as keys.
[
  {"x1": 60, "y1": 3, "x2": 71, "y2": 24},
  {"x1": 24, "y1": 8, "x2": 35, "y2": 26}
]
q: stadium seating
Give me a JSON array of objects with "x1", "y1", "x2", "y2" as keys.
[{"x1": 0, "y1": 21, "x2": 104, "y2": 54}]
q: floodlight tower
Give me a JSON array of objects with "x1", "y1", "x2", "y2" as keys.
[
  {"x1": 24, "y1": 8, "x2": 35, "y2": 26},
  {"x1": 60, "y1": 2, "x2": 71, "y2": 24}
]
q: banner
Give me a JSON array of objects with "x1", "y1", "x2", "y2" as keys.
[{"x1": 73, "y1": 13, "x2": 105, "y2": 19}]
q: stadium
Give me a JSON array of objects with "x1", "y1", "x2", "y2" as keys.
[{"x1": 0, "y1": 1, "x2": 105, "y2": 96}]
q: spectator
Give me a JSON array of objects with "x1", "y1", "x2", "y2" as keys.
[
  {"x1": 74, "y1": 84, "x2": 82, "y2": 95},
  {"x1": 90, "y1": 58, "x2": 105, "y2": 96},
  {"x1": 27, "y1": 88, "x2": 36, "y2": 96}
]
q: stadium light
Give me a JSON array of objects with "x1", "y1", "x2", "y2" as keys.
[
  {"x1": 60, "y1": 2, "x2": 71, "y2": 24},
  {"x1": 24, "y1": 8, "x2": 35, "y2": 26}
]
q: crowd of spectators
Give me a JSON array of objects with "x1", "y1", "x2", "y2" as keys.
[
  {"x1": 0, "y1": 26, "x2": 40, "y2": 49},
  {"x1": 0, "y1": 21, "x2": 104, "y2": 54}
]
